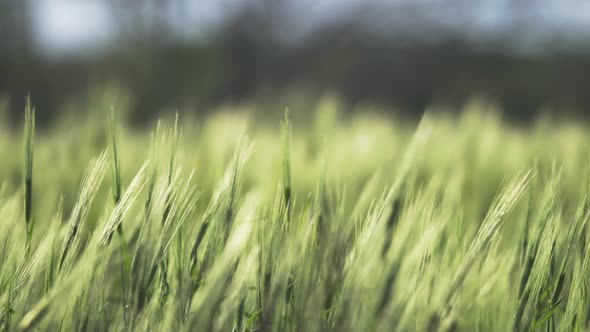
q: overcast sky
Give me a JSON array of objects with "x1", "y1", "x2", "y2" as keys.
[{"x1": 31, "y1": 0, "x2": 590, "y2": 56}]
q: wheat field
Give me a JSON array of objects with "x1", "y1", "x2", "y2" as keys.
[{"x1": 0, "y1": 97, "x2": 589, "y2": 331}]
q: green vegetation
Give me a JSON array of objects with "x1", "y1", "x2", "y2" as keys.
[{"x1": 1, "y1": 97, "x2": 590, "y2": 331}]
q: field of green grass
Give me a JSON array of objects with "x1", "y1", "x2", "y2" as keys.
[{"x1": 1, "y1": 97, "x2": 590, "y2": 331}]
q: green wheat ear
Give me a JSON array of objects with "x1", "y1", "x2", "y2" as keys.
[
  {"x1": 106, "y1": 105, "x2": 131, "y2": 315},
  {"x1": 281, "y1": 108, "x2": 292, "y2": 215},
  {"x1": 24, "y1": 94, "x2": 35, "y2": 253},
  {"x1": 169, "y1": 112, "x2": 180, "y2": 185},
  {"x1": 107, "y1": 105, "x2": 122, "y2": 205}
]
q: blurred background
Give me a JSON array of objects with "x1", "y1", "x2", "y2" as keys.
[{"x1": 2, "y1": 0, "x2": 590, "y2": 124}]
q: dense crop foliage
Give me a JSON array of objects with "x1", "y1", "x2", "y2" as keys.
[{"x1": 1, "y1": 98, "x2": 590, "y2": 331}]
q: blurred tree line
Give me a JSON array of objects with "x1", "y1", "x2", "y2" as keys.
[{"x1": 1, "y1": 0, "x2": 590, "y2": 123}]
